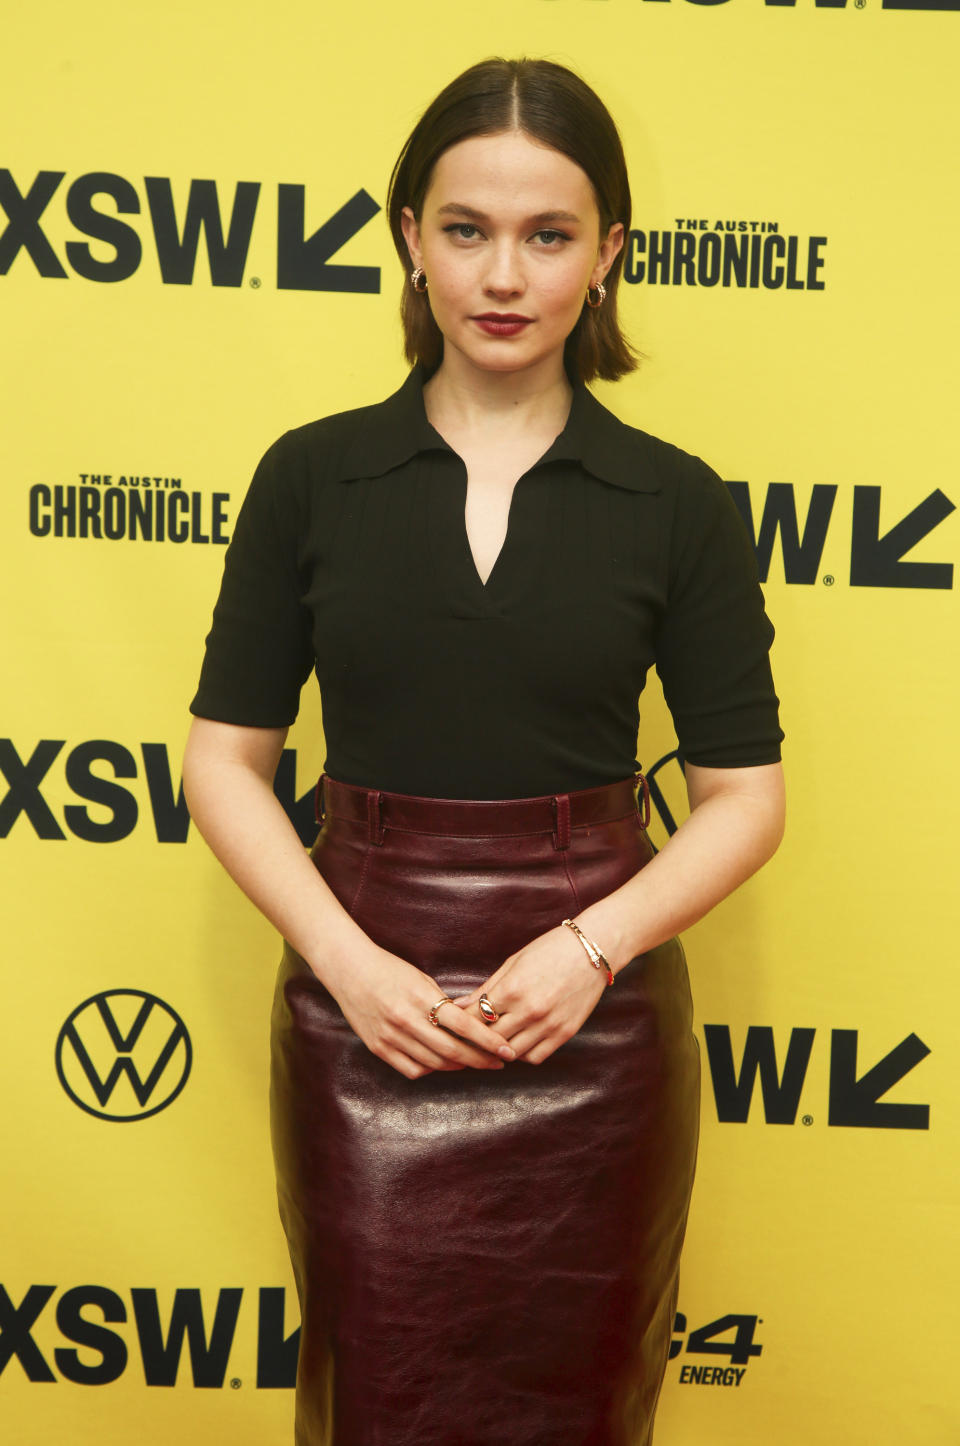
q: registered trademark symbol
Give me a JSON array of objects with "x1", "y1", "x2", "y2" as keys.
[
  {"x1": 802, "y1": 1114, "x2": 814, "y2": 1126},
  {"x1": 822, "y1": 575, "x2": 835, "y2": 587},
  {"x1": 230, "y1": 1378, "x2": 242, "y2": 1389},
  {"x1": 855, "y1": 0, "x2": 865, "y2": 9},
  {"x1": 249, "y1": 276, "x2": 261, "y2": 289}
]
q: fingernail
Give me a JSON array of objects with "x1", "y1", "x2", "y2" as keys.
[{"x1": 498, "y1": 1045, "x2": 516, "y2": 1060}]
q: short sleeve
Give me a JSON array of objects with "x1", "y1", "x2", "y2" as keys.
[
  {"x1": 189, "y1": 432, "x2": 315, "y2": 726},
  {"x1": 655, "y1": 457, "x2": 783, "y2": 767}
]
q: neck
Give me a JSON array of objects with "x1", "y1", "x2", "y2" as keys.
[{"x1": 422, "y1": 347, "x2": 573, "y2": 442}]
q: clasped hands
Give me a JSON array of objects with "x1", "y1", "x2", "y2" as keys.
[
  {"x1": 454, "y1": 921, "x2": 610, "y2": 1068},
  {"x1": 332, "y1": 922, "x2": 610, "y2": 1080}
]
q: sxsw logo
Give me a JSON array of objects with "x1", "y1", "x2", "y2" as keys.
[
  {"x1": 0, "y1": 169, "x2": 381, "y2": 291},
  {"x1": 0, "y1": 1285, "x2": 298, "y2": 1388},
  {"x1": 703, "y1": 1025, "x2": 931, "y2": 1128},
  {"x1": 0, "y1": 739, "x2": 315, "y2": 845},
  {"x1": 728, "y1": 482, "x2": 955, "y2": 589},
  {"x1": 55, "y1": 991, "x2": 191, "y2": 1121}
]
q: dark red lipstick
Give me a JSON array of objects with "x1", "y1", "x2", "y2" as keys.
[{"x1": 471, "y1": 313, "x2": 533, "y2": 337}]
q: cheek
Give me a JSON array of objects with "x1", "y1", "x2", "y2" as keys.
[
  {"x1": 538, "y1": 258, "x2": 592, "y2": 313},
  {"x1": 420, "y1": 250, "x2": 471, "y2": 306}
]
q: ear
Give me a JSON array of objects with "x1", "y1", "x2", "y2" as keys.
[
  {"x1": 400, "y1": 206, "x2": 423, "y2": 270},
  {"x1": 592, "y1": 221, "x2": 625, "y2": 287}
]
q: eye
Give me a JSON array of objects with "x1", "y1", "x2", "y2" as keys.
[
  {"x1": 443, "y1": 222, "x2": 482, "y2": 240},
  {"x1": 532, "y1": 229, "x2": 570, "y2": 246}
]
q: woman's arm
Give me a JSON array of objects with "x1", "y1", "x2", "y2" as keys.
[
  {"x1": 182, "y1": 717, "x2": 516, "y2": 1077},
  {"x1": 577, "y1": 760, "x2": 786, "y2": 969},
  {"x1": 457, "y1": 761, "x2": 785, "y2": 1063}
]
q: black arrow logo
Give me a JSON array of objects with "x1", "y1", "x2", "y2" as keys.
[
  {"x1": 828, "y1": 1030, "x2": 930, "y2": 1129},
  {"x1": 276, "y1": 186, "x2": 380, "y2": 292},
  {"x1": 850, "y1": 486, "x2": 955, "y2": 588}
]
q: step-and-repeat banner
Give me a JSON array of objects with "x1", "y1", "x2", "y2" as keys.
[{"x1": 2, "y1": 3, "x2": 956, "y2": 1443}]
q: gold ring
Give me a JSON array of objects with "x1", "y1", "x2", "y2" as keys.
[
  {"x1": 478, "y1": 994, "x2": 500, "y2": 1024},
  {"x1": 427, "y1": 997, "x2": 456, "y2": 1027}
]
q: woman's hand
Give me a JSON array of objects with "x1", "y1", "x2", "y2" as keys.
[
  {"x1": 181, "y1": 720, "x2": 517, "y2": 1084},
  {"x1": 325, "y1": 945, "x2": 518, "y2": 1081},
  {"x1": 454, "y1": 925, "x2": 609, "y2": 1066}
]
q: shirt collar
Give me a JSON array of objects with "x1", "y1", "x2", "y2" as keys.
[{"x1": 334, "y1": 364, "x2": 660, "y2": 494}]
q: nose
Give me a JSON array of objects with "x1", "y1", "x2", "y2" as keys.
[{"x1": 482, "y1": 240, "x2": 524, "y2": 300}]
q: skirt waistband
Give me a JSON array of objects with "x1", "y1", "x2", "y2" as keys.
[{"x1": 315, "y1": 772, "x2": 651, "y2": 846}]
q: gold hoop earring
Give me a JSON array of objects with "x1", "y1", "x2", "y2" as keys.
[
  {"x1": 586, "y1": 280, "x2": 606, "y2": 309},
  {"x1": 410, "y1": 267, "x2": 428, "y2": 294}
]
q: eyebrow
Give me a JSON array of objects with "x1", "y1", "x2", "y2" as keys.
[{"x1": 435, "y1": 203, "x2": 582, "y2": 225}]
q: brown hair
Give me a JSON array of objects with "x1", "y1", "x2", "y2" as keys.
[{"x1": 386, "y1": 57, "x2": 638, "y2": 383}]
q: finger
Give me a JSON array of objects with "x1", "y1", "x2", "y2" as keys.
[
  {"x1": 462, "y1": 1005, "x2": 525, "y2": 1047},
  {"x1": 395, "y1": 1036, "x2": 456, "y2": 1072},
  {"x1": 395, "y1": 1016, "x2": 481, "y2": 1071},
  {"x1": 503, "y1": 1024, "x2": 556, "y2": 1062},
  {"x1": 422, "y1": 1043, "x2": 471, "y2": 1070},
  {"x1": 416, "y1": 1020, "x2": 509, "y2": 1069},
  {"x1": 381, "y1": 1046, "x2": 435, "y2": 1079},
  {"x1": 516, "y1": 1038, "x2": 560, "y2": 1065},
  {"x1": 435, "y1": 1006, "x2": 516, "y2": 1059},
  {"x1": 461, "y1": 995, "x2": 514, "y2": 1023},
  {"x1": 465, "y1": 990, "x2": 549, "y2": 1032},
  {"x1": 433, "y1": 997, "x2": 514, "y2": 1050},
  {"x1": 456, "y1": 998, "x2": 530, "y2": 1047},
  {"x1": 386, "y1": 1046, "x2": 467, "y2": 1079},
  {"x1": 401, "y1": 1035, "x2": 481, "y2": 1073},
  {"x1": 411, "y1": 1003, "x2": 510, "y2": 1066}
]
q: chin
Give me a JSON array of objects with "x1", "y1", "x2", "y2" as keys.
[
  {"x1": 472, "y1": 352, "x2": 537, "y2": 373},
  {"x1": 453, "y1": 338, "x2": 557, "y2": 376}
]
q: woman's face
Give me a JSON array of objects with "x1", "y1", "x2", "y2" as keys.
[{"x1": 401, "y1": 131, "x2": 623, "y2": 380}]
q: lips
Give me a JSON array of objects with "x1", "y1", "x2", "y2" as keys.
[{"x1": 471, "y1": 314, "x2": 534, "y2": 337}]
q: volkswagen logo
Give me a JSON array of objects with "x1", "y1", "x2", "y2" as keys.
[{"x1": 55, "y1": 990, "x2": 192, "y2": 1121}]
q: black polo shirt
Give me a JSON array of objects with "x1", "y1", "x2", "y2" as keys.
[{"x1": 190, "y1": 366, "x2": 783, "y2": 799}]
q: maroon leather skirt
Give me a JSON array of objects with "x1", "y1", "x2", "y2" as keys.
[{"x1": 270, "y1": 774, "x2": 700, "y2": 1446}]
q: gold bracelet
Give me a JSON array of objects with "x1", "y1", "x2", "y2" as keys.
[{"x1": 561, "y1": 918, "x2": 615, "y2": 987}]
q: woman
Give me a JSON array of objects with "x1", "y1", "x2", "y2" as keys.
[{"x1": 183, "y1": 57, "x2": 784, "y2": 1446}]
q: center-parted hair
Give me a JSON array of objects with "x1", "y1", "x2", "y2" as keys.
[{"x1": 387, "y1": 57, "x2": 637, "y2": 383}]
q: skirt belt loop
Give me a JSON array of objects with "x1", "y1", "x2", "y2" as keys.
[
  {"x1": 635, "y1": 771, "x2": 651, "y2": 830},
  {"x1": 314, "y1": 775, "x2": 326, "y2": 826},
  {"x1": 367, "y1": 789, "x2": 385, "y2": 845},
  {"x1": 551, "y1": 792, "x2": 571, "y2": 851}
]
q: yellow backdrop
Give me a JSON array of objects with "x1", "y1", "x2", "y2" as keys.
[{"x1": 2, "y1": 2, "x2": 957, "y2": 1443}]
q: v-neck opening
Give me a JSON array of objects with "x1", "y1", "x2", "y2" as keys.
[
  {"x1": 419, "y1": 375, "x2": 577, "y2": 599},
  {"x1": 466, "y1": 480, "x2": 517, "y2": 594},
  {"x1": 459, "y1": 450, "x2": 557, "y2": 599}
]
